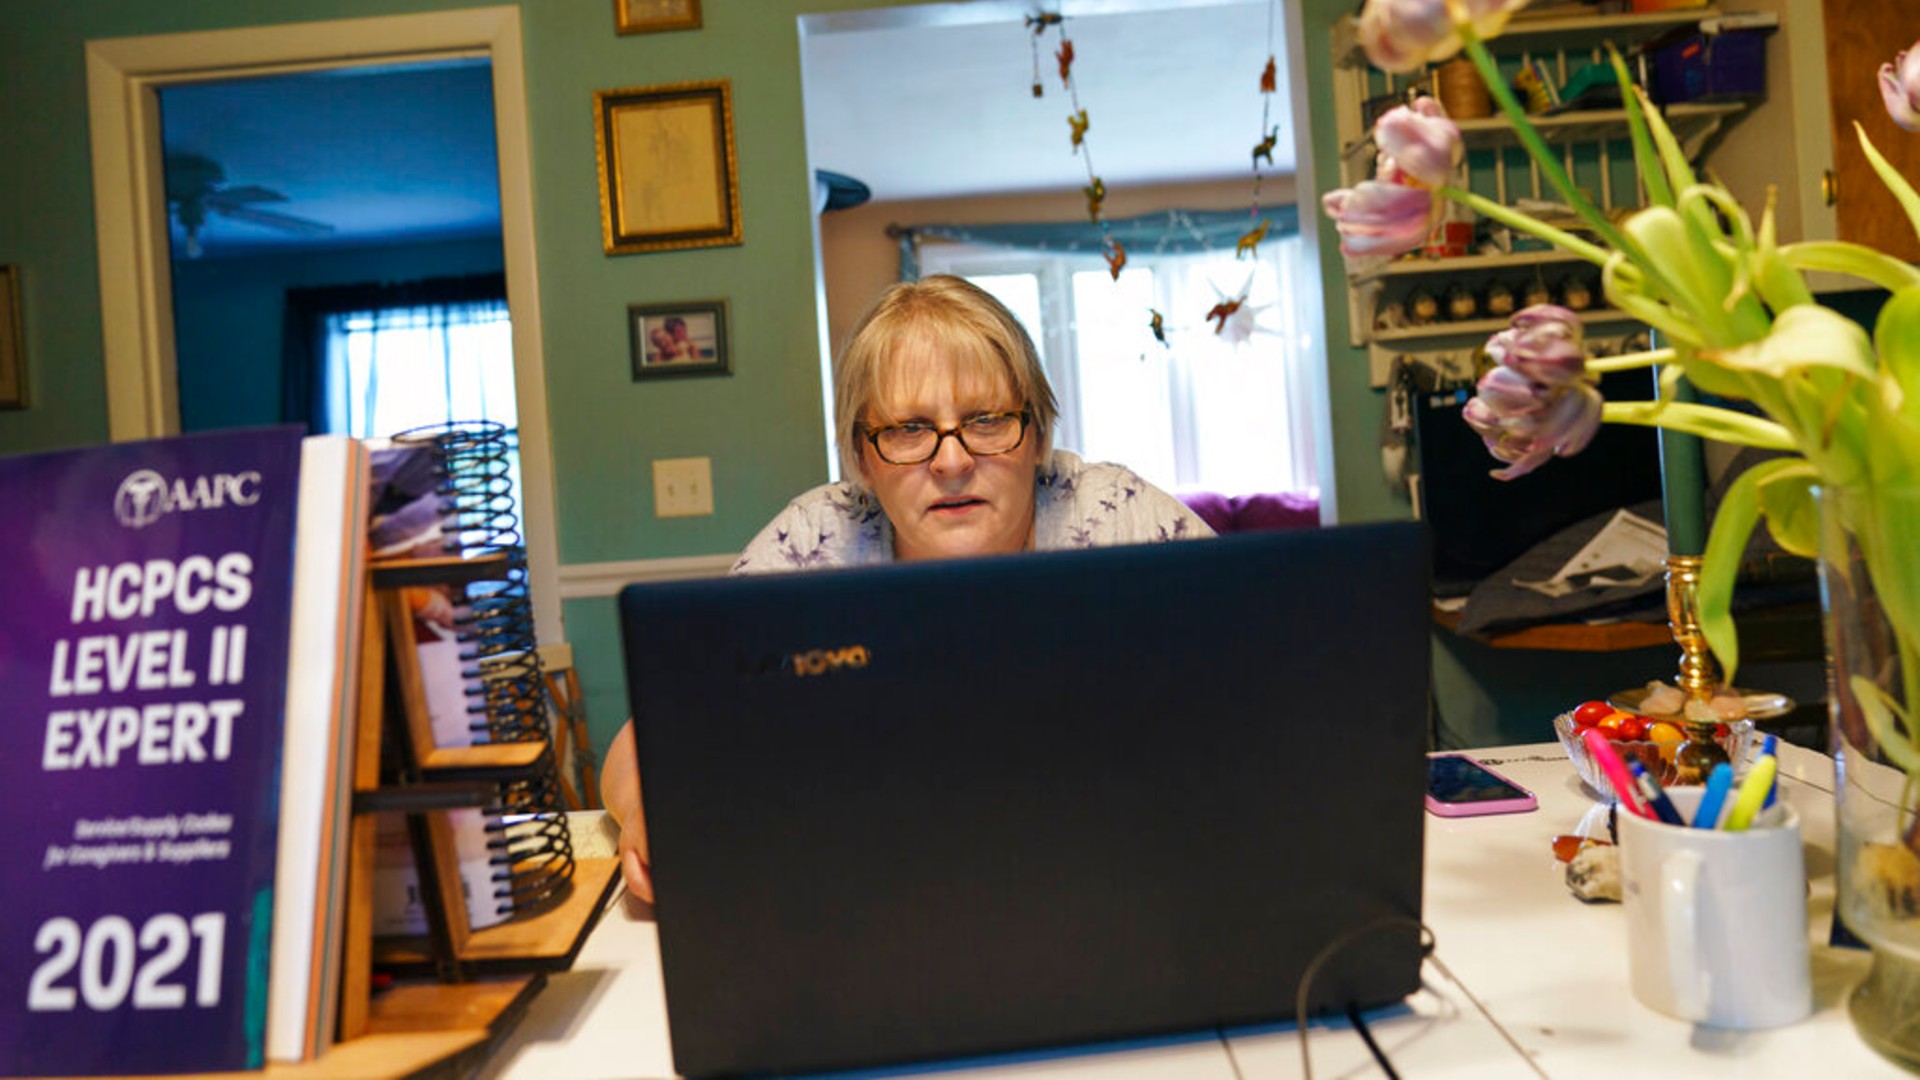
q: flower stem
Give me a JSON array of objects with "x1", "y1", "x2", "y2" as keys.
[
  {"x1": 1437, "y1": 187, "x2": 1611, "y2": 264},
  {"x1": 1458, "y1": 30, "x2": 1638, "y2": 259},
  {"x1": 1587, "y1": 348, "x2": 1675, "y2": 373},
  {"x1": 1601, "y1": 400, "x2": 1798, "y2": 449}
]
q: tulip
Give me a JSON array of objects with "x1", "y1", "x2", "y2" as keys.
[
  {"x1": 1321, "y1": 181, "x2": 1433, "y2": 260},
  {"x1": 1882, "y1": 45, "x2": 1920, "y2": 132},
  {"x1": 1357, "y1": 0, "x2": 1529, "y2": 74},
  {"x1": 1485, "y1": 304, "x2": 1589, "y2": 387},
  {"x1": 1374, "y1": 98, "x2": 1463, "y2": 189},
  {"x1": 1465, "y1": 378, "x2": 1603, "y2": 480}
]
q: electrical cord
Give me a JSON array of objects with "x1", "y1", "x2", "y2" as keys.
[{"x1": 1277, "y1": 916, "x2": 1549, "y2": 1080}]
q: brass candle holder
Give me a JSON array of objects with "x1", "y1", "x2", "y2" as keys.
[{"x1": 1665, "y1": 553, "x2": 1732, "y2": 784}]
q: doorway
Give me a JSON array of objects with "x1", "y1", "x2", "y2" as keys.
[
  {"x1": 795, "y1": 0, "x2": 1334, "y2": 502},
  {"x1": 85, "y1": 6, "x2": 563, "y2": 644}
]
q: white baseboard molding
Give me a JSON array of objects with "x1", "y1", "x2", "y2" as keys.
[{"x1": 557, "y1": 553, "x2": 736, "y2": 599}]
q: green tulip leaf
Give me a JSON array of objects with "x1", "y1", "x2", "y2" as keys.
[
  {"x1": 1875, "y1": 287, "x2": 1920, "y2": 425},
  {"x1": 1853, "y1": 675, "x2": 1920, "y2": 774},
  {"x1": 1638, "y1": 85, "x2": 1699, "y2": 205},
  {"x1": 1611, "y1": 48, "x2": 1672, "y2": 208},
  {"x1": 1756, "y1": 464, "x2": 1820, "y2": 558},
  {"x1": 1783, "y1": 241, "x2": 1920, "y2": 292},
  {"x1": 1711, "y1": 305, "x2": 1879, "y2": 383},
  {"x1": 1857, "y1": 122, "x2": 1920, "y2": 247},
  {"x1": 1699, "y1": 466, "x2": 1770, "y2": 684}
]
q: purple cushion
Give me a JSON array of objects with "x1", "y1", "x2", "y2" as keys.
[
  {"x1": 1180, "y1": 490, "x2": 1321, "y2": 533},
  {"x1": 1179, "y1": 491, "x2": 1236, "y2": 535},
  {"x1": 1230, "y1": 491, "x2": 1320, "y2": 531}
]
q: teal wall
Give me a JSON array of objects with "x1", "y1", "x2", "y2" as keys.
[
  {"x1": 171, "y1": 237, "x2": 506, "y2": 431},
  {"x1": 0, "y1": 0, "x2": 1621, "y2": 763}
]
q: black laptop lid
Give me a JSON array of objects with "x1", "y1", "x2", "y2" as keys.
[{"x1": 619, "y1": 524, "x2": 1431, "y2": 1078}]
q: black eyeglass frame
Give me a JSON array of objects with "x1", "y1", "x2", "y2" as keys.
[{"x1": 859, "y1": 410, "x2": 1032, "y2": 466}]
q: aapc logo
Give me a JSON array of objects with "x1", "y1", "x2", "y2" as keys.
[
  {"x1": 113, "y1": 468, "x2": 263, "y2": 529},
  {"x1": 786, "y1": 645, "x2": 871, "y2": 677}
]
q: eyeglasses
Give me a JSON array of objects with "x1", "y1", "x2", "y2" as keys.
[{"x1": 861, "y1": 410, "x2": 1031, "y2": 466}]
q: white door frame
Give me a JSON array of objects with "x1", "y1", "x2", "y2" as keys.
[{"x1": 85, "y1": 5, "x2": 564, "y2": 644}]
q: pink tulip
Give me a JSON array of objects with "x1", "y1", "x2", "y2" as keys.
[
  {"x1": 1357, "y1": 0, "x2": 1456, "y2": 74},
  {"x1": 1374, "y1": 98, "x2": 1463, "y2": 189},
  {"x1": 1321, "y1": 181, "x2": 1432, "y2": 259},
  {"x1": 1464, "y1": 304, "x2": 1601, "y2": 479},
  {"x1": 1357, "y1": 0, "x2": 1527, "y2": 74},
  {"x1": 1881, "y1": 45, "x2": 1920, "y2": 132},
  {"x1": 1485, "y1": 304, "x2": 1587, "y2": 387},
  {"x1": 1465, "y1": 380, "x2": 1602, "y2": 479}
]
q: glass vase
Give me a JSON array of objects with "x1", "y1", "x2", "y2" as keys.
[{"x1": 1823, "y1": 484, "x2": 1920, "y2": 1068}]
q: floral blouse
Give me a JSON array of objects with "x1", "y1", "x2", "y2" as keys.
[{"x1": 731, "y1": 450, "x2": 1213, "y2": 574}]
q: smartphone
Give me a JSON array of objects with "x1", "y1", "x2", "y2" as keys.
[{"x1": 1425, "y1": 753, "x2": 1538, "y2": 817}]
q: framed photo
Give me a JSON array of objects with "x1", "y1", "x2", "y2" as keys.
[
  {"x1": 594, "y1": 80, "x2": 741, "y2": 255},
  {"x1": 614, "y1": 0, "x2": 701, "y2": 35},
  {"x1": 630, "y1": 299, "x2": 730, "y2": 379},
  {"x1": 0, "y1": 265, "x2": 24, "y2": 409}
]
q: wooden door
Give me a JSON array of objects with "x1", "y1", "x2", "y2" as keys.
[{"x1": 1824, "y1": 0, "x2": 1920, "y2": 262}]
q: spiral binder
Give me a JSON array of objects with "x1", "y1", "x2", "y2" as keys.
[{"x1": 382, "y1": 420, "x2": 575, "y2": 920}]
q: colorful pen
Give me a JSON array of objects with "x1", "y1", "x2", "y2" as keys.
[
  {"x1": 1724, "y1": 755, "x2": 1779, "y2": 832},
  {"x1": 1761, "y1": 734, "x2": 1780, "y2": 809},
  {"x1": 1693, "y1": 762, "x2": 1734, "y2": 828},
  {"x1": 1583, "y1": 728, "x2": 1651, "y2": 818},
  {"x1": 1628, "y1": 759, "x2": 1685, "y2": 826}
]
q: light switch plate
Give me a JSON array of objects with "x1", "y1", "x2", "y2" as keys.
[{"x1": 653, "y1": 456, "x2": 714, "y2": 517}]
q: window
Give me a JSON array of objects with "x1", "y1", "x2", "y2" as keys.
[
  {"x1": 920, "y1": 237, "x2": 1318, "y2": 496},
  {"x1": 321, "y1": 299, "x2": 517, "y2": 439},
  {"x1": 285, "y1": 275, "x2": 525, "y2": 532}
]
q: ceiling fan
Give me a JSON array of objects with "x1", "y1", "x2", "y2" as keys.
[{"x1": 164, "y1": 152, "x2": 335, "y2": 257}]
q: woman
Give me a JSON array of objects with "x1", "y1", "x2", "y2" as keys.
[{"x1": 604, "y1": 275, "x2": 1211, "y2": 900}]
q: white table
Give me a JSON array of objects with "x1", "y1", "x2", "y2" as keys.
[{"x1": 480, "y1": 743, "x2": 1902, "y2": 1079}]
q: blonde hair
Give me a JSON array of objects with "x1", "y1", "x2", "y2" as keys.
[{"x1": 833, "y1": 275, "x2": 1058, "y2": 481}]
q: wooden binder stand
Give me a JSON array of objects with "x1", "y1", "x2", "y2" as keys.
[{"x1": 263, "y1": 554, "x2": 620, "y2": 1077}]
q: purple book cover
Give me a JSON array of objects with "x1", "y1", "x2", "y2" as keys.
[{"x1": 0, "y1": 427, "x2": 305, "y2": 1075}]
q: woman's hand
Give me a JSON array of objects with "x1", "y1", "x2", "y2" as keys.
[
  {"x1": 601, "y1": 720, "x2": 654, "y2": 903},
  {"x1": 616, "y1": 802, "x2": 653, "y2": 904}
]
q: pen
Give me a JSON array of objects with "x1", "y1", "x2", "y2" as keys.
[
  {"x1": 1583, "y1": 728, "x2": 1651, "y2": 819},
  {"x1": 1761, "y1": 734, "x2": 1779, "y2": 809},
  {"x1": 1628, "y1": 759, "x2": 1685, "y2": 826},
  {"x1": 1693, "y1": 763, "x2": 1734, "y2": 829},
  {"x1": 1724, "y1": 755, "x2": 1779, "y2": 832}
]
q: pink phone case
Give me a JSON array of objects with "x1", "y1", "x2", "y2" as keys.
[{"x1": 1425, "y1": 754, "x2": 1538, "y2": 817}]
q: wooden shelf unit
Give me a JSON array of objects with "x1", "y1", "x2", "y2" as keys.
[
  {"x1": 1329, "y1": 6, "x2": 1762, "y2": 386},
  {"x1": 322, "y1": 555, "x2": 617, "y2": 1074}
]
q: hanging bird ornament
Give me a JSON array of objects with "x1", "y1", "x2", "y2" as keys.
[
  {"x1": 1205, "y1": 296, "x2": 1245, "y2": 335},
  {"x1": 1068, "y1": 109, "x2": 1090, "y2": 149},
  {"x1": 1104, "y1": 240, "x2": 1128, "y2": 281},
  {"x1": 1260, "y1": 57, "x2": 1277, "y2": 94},
  {"x1": 1055, "y1": 39, "x2": 1075, "y2": 86},
  {"x1": 1149, "y1": 309, "x2": 1169, "y2": 346},
  {"x1": 1026, "y1": 12, "x2": 1064, "y2": 96}
]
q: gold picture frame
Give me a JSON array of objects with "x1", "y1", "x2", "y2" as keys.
[
  {"x1": 0, "y1": 265, "x2": 25, "y2": 409},
  {"x1": 594, "y1": 80, "x2": 742, "y2": 255},
  {"x1": 614, "y1": 0, "x2": 701, "y2": 35}
]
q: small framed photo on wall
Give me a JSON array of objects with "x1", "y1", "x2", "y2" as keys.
[
  {"x1": 630, "y1": 299, "x2": 730, "y2": 380},
  {"x1": 593, "y1": 80, "x2": 741, "y2": 255},
  {"x1": 614, "y1": 0, "x2": 701, "y2": 35},
  {"x1": 0, "y1": 265, "x2": 25, "y2": 409}
]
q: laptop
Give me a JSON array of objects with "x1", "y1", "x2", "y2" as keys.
[{"x1": 618, "y1": 524, "x2": 1431, "y2": 1078}]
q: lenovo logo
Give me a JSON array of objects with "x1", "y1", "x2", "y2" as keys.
[{"x1": 787, "y1": 645, "x2": 870, "y2": 677}]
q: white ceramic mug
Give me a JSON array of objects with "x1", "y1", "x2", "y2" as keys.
[{"x1": 1619, "y1": 786, "x2": 1812, "y2": 1030}]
